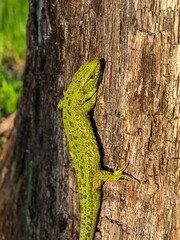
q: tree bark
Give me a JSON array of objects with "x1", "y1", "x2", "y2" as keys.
[{"x1": 0, "y1": 0, "x2": 179, "y2": 240}]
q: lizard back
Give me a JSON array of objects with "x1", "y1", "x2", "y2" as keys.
[{"x1": 58, "y1": 60, "x2": 102, "y2": 239}]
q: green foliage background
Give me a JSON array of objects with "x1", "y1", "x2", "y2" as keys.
[{"x1": 0, "y1": 0, "x2": 28, "y2": 119}]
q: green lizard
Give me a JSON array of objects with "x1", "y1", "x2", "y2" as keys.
[{"x1": 58, "y1": 59, "x2": 137, "y2": 240}]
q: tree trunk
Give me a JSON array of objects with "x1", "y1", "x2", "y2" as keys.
[{"x1": 0, "y1": 0, "x2": 179, "y2": 239}]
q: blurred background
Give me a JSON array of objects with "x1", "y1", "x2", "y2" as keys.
[{"x1": 0, "y1": 0, "x2": 28, "y2": 147}]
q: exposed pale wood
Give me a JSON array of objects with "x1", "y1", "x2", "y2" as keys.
[
  {"x1": 0, "y1": 0, "x2": 179, "y2": 240},
  {"x1": 0, "y1": 112, "x2": 16, "y2": 138}
]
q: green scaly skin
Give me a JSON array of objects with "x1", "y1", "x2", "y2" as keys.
[{"x1": 58, "y1": 59, "x2": 137, "y2": 240}]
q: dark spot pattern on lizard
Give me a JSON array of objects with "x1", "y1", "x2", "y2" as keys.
[{"x1": 58, "y1": 60, "x2": 138, "y2": 240}]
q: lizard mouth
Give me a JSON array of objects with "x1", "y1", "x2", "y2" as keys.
[
  {"x1": 82, "y1": 85, "x2": 97, "y2": 101},
  {"x1": 85, "y1": 90, "x2": 96, "y2": 102}
]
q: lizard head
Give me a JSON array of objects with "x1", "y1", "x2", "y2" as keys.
[
  {"x1": 57, "y1": 60, "x2": 101, "y2": 110},
  {"x1": 71, "y1": 59, "x2": 101, "y2": 100}
]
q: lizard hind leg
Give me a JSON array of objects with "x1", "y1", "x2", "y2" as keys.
[
  {"x1": 93, "y1": 162, "x2": 138, "y2": 189},
  {"x1": 114, "y1": 163, "x2": 139, "y2": 183}
]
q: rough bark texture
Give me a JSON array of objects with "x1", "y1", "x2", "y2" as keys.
[{"x1": 0, "y1": 0, "x2": 179, "y2": 240}]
